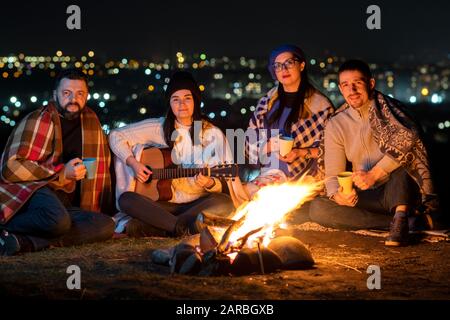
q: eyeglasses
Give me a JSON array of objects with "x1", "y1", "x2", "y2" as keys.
[{"x1": 272, "y1": 58, "x2": 300, "y2": 72}]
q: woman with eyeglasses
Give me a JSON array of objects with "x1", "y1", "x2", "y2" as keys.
[{"x1": 244, "y1": 44, "x2": 335, "y2": 199}]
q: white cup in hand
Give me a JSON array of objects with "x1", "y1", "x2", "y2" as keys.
[{"x1": 279, "y1": 136, "x2": 294, "y2": 157}]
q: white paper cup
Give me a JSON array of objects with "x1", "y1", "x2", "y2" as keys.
[
  {"x1": 337, "y1": 171, "x2": 353, "y2": 194},
  {"x1": 279, "y1": 136, "x2": 294, "y2": 157},
  {"x1": 82, "y1": 158, "x2": 97, "y2": 179}
]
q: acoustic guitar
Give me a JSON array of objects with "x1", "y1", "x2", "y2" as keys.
[{"x1": 134, "y1": 148, "x2": 239, "y2": 201}]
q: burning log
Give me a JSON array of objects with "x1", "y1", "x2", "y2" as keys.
[
  {"x1": 151, "y1": 178, "x2": 321, "y2": 276},
  {"x1": 217, "y1": 214, "x2": 247, "y2": 254},
  {"x1": 235, "y1": 227, "x2": 264, "y2": 251}
]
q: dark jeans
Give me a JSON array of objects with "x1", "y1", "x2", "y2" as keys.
[
  {"x1": 309, "y1": 168, "x2": 420, "y2": 230},
  {"x1": 285, "y1": 201, "x2": 312, "y2": 225},
  {"x1": 2, "y1": 187, "x2": 115, "y2": 251},
  {"x1": 119, "y1": 191, "x2": 235, "y2": 236}
]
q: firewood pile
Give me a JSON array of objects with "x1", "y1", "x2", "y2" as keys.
[{"x1": 151, "y1": 215, "x2": 315, "y2": 276}]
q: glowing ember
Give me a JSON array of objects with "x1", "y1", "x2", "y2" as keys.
[{"x1": 222, "y1": 175, "x2": 322, "y2": 257}]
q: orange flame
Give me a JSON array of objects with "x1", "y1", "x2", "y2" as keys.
[{"x1": 226, "y1": 176, "x2": 322, "y2": 251}]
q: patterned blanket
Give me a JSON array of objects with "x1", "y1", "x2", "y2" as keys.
[
  {"x1": 245, "y1": 87, "x2": 334, "y2": 180},
  {"x1": 0, "y1": 102, "x2": 112, "y2": 224},
  {"x1": 318, "y1": 91, "x2": 438, "y2": 214}
]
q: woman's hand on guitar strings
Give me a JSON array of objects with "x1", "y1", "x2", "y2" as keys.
[
  {"x1": 194, "y1": 173, "x2": 215, "y2": 189},
  {"x1": 127, "y1": 157, "x2": 152, "y2": 183}
]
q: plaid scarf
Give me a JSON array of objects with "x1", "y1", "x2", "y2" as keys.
[
  {"x1": 0, "y1": 102, "x2": 112, "y2": 224},
  {"x1": 245, "y1": 87, "x2": 334, "y2": 180},
  {"x1": 317, "y1": 91, "x2": 437, "y2": 212}
]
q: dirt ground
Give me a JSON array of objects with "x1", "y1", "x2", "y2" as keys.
[{"x1": 1, "y1": 223, "x2": 449, "y2": 300}]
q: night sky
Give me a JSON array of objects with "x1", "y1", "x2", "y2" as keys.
[{"x1": 1, "y1": 0, "x2": 449, "y2": 62}]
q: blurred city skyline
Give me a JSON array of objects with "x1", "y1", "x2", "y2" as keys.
[{"x1": 1, "y1": 50, "x2": 448, "y2": 134}]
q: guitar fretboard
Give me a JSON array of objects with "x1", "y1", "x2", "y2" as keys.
[{"x1": 152, "y1": 167, "x2": 209, "y2": 180}]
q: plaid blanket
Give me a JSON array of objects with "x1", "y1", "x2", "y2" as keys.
[
  {"x1": 245, "y1": 87, "x2": 334, "y2": 180},
  {"x1": 317, "y1": 91, "x2": 438, "y2": 213},
  {"x1": 0, "y1": 102, "x2": 112, "y2": 224}
]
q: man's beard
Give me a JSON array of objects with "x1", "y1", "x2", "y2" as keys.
[{"x1": 56, "y1": 97, "x2": 83, "y2": 120}]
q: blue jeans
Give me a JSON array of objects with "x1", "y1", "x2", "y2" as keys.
[
  {"x1": 309, "y1": 168, "x2": 420, "y2": 230},
  {"x1": 2, "y1": 187, "x2": 115, "y2": 251}
]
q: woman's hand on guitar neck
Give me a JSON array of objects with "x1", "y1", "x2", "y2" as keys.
[
  {"x1": 126, "y1": 156, "x2": 152, "y2": 183},
  {"x1": 194, "y1": 173, "x2": 215, "y2": 189}
]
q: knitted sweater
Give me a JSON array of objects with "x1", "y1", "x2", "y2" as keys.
[
  {"x1": 324, "y1": 99, "x2": 401, "y2": 196},
  {"x1": 109, "y1": 117, "x2": 232, "y2": 204}
]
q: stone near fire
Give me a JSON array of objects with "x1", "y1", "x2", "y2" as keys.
[
  {"x1": 169, "y1": 243, "x2": 197, "y2": 274},
  {"x1": 268, "y1": 236, "x2": 314, "y2": 269},
  {"x1": 179, "y1": 252, "x2": 203, "y2": 275},
  {"x1": 198, "y1": 249, "x2": 232, "y2": 277},
  {"x1": 231, "y1": 247, "x2": 282, "y2": 276},
  {"x1": 151, "y1": 248, "x2": 171, "y2": 266}
]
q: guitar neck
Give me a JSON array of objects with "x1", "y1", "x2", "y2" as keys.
[{"x1": 152, "y1": 167, "x2": 210, "y2": 180}]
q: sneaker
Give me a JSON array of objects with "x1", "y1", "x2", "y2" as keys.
[
  {"x1": 409, "y1": 213, "x2": 433, "y2": 232},
  {"x1": 195, "y1": 212, "x2": 234, "y2": 232},
  {"x1": 385, "y1": 211, "x2": 409, "y2": 247},
  {"x1": 0, "y1": 230, "x2": 21, "y2": 256}
]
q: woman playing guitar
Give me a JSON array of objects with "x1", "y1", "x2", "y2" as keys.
[{"x1": 109, "y1": 71, "x2": 234, "y2": 237}]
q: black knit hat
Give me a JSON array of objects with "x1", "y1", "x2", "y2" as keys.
[{"x1": 165, "y1": 71, "x2": 201, "y2": 103}]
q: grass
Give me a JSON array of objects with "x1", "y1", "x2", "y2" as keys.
[{"x1": 1, "y1": 225, "x2": 450, "y2": 300}]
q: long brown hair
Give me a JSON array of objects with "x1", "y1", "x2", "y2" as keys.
[
  {"x1": 162, "y1": 93, "x2": 207, "y2": 149},
  {"x1": 268, "y1": 68, "x2": 315, "y2": 134}
]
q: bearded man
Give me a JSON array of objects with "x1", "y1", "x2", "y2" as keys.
[{"x1": 0, "y1": 69, "x2": 114, "y2": 256}]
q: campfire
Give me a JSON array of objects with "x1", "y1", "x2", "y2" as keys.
[{"x1": 152, "y1": 176, "x2": 323, "y2": 276}]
